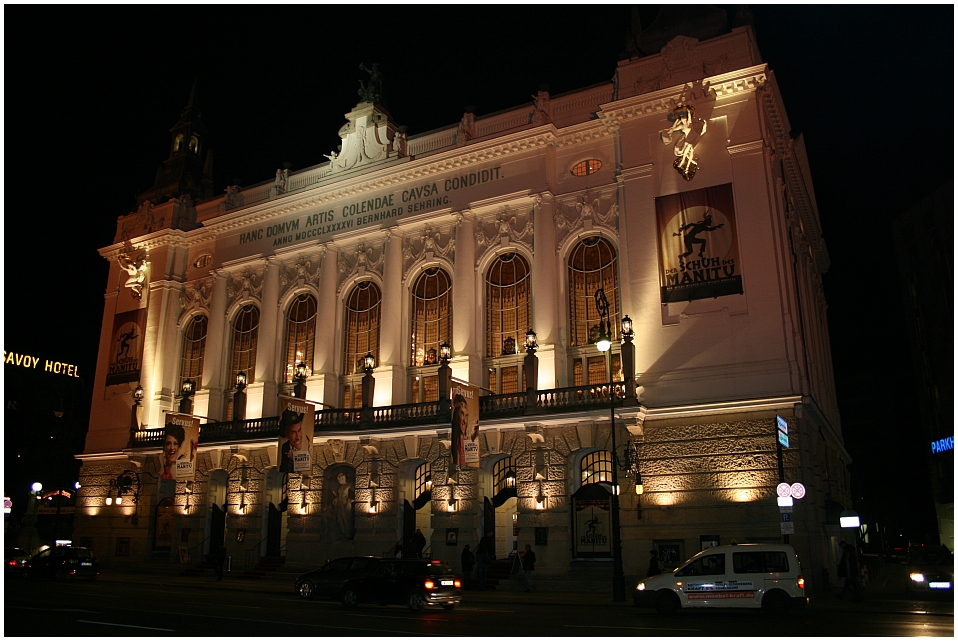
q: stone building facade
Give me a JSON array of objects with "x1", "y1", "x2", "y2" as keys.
[{"x1": 75, "y1": 26, "x2": 852, "y2": 590}]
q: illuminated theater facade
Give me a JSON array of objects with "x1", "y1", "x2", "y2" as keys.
[{"x1": 76, "y1": 26, "x2": 851, "y2": 588}]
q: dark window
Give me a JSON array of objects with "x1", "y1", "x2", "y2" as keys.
[
  {"x1": 762, "y1": 551, "x2": 789, "y2": 573},
  {"x1": 343, "y1": 282, "x2": 382, "y2": 376},
  {"x1": 115, "y1": 538, "x2": 131, "y2": 557},
  {"x1": 732, "y1": 551, "x2": 764, "y2": 574},
  {"x1": 535, "y1": 527, "x2": 548, "y2": 546},
  {"x1": 401, "y1": 563, "x2": 427, "y2": 577},
  {"x1": 283, "y1": 294, "x2": 317, "y2": 383},
  {"x1": 180, "y1": 528, "x2": 191, "y2": 543},
  {"x1": 325, "y1": 558, "x2": 351, "y2": 572},
  {"x1": 180, "y1": 315, "x2": 208, "y2": 392},
  {"x1": 351, "y1": 558, "x2": 376, "y2": 570},
  {"x1": 677, "y1": 553, "x2": 725, "y2": 577}
]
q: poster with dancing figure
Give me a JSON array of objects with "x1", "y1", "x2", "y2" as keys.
[{"x1": 656, "y1": 183, "x2": 743, "y2": 303}]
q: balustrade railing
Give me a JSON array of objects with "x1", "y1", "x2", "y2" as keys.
[{"x1": 127, "y1": 382, "x2": 636, "y2": 448}]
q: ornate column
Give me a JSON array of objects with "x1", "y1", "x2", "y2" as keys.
[
  {"x1": 452, "y1": 211, "x2": 480, "y2": 384},
  {"x1": 255, "y1": 258, "x2": 281, "y2": 418},
  {"x1": 312, "y1": 243, "x2": 340, "y2": 406},
  {"x1": 375, "y1": 227, "x2": 405, "y2": 405},
  {"x1": 202, "y1": 270, "x2": 229, "y2": 421},
  {"x1": 532, "y1": 194, "x2": 557, "y2": 389}
]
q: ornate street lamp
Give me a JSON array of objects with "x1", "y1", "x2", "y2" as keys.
[
  {"x1": 178, "y1": 379, "x2": 195, "y2": 414},
  {"x1": 293, "y1": 361, "x2": 308, "y2": 399},
  {"x1": 233, "y1": 371, "x2": 248, "y2": 422},
  {"x1": 595, "y1": 287, "x2": 626, "y2": 602}
]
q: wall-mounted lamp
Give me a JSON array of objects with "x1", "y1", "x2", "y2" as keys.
[
  {"x1": 425, "y1": 474, "x2": 433, "y2": 492},
  {"x1": 505, "y1": 468, "x2": 517, "y2": 488},
  {"x1": 635, "y1": 474, "x2": 644, "y2": 495},
  {"x1": 439, "y1": 340, "x2": 452, "y2": 363}
]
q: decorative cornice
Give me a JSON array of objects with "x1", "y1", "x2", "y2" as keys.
[{"x1": 727, "y1": 140, "x2": 765, "y2": 155}]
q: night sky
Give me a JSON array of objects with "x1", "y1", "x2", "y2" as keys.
[{"x1": 5, "y1": 6, "x2": 952, "y2": 541}]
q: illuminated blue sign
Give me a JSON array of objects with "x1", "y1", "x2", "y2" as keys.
[
  {"x1": 931, "y1": 437, "x2": 954, "y2": 454},
  {"x1": 776, "y1": 415, "x2": 788, "y2": 433}
]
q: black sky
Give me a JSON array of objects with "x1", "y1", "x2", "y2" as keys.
[{"x1": 5, "y1": 5, "x2": 952, "y2": 541}]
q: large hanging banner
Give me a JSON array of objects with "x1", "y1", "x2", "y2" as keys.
[
  {"x1": 574, "y1": 498, "x2": 611, "y2": 557},
  {"x1": 160, "y1": 413, "x2": 200, "y2": 481},
  {"x1": 279, "y1": 396, "x2": 314, "y2": 473},
  {"x1": 656, "y1": 183, "x2": 743, "y2": 303},
  {"x1": 451, "y1": 382, "x2": 480, "y2": 469},
  {"x1": 105, "y1": 309, "x2": 147, "y2": 387}
]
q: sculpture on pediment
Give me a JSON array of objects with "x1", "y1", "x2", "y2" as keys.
[
  {"x1": 272, "y1": 168, "x2": 289, "y2": 196},
  {"x1": 223, "y1": 184, "x2": 244, "y2": 210},
  {"x1": 358, "y1": 62, "x2": 383, "y2": 104},
  {"x1": 118, "y1": 252, "x2": 148, "y2": 300},
  {"x1": 456, "y1": 112, "x2": 475, "y2": 145},
  {"x1": 530, "y1": 90, "x2": 551, "y2": 125},
  {"x1": 659, "y1": 102, "x2": 707, "y2": 181},
  {"x1": 392, "y1": 130, "x2": 407, "y2": 157}
]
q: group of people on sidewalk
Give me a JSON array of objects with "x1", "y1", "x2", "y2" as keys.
[
  {"x1": 460, "y1": 532, "x2": 536, "y2": 592},
  {"x1": 838, "y1": 540, "x2": 865, "y2": 602}
]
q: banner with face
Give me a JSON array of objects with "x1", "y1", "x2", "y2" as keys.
[
  {"x1": 451, "y1": 382, "x2": 480, "y2": 469},
  {"x1": 160, "y1": 414, "x2": 200, "y2": 481},
  {"x1": 656, "y1": 183, "x2": 743, "y2": 303},
  {"x1": 278, "y1": 396, "x2": 314, "y2": 473}
]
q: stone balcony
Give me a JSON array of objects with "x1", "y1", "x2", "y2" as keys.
[{"x1": 127, "y1": 382, "x2": 639, "y2": 448}]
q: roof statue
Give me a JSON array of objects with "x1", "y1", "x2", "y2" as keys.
[{"x1": 358, "y1": 63, "x2": 384, "y2": 104}]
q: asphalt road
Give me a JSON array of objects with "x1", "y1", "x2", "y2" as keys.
[{"x1": 4, "y1": 574, "x2": 954, "y2": 637}]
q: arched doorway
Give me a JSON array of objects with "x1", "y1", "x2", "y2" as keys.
[
  {"x1": 571, "y1": 450, "x2": 613, "y2": 558},
  {"x1": 480, "y1": 455, "x2": 517, "y2": 559},
  {"x1": 397, "y1": 460, "x2": 433, "y2": 557},
  {"x1": 205, "y1": 469, "x2": 228, "y2": 556},
  {"x1": 263, "y1": 468, "x2": 285, "y2": 558}
]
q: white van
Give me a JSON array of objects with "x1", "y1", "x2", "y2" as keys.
[{"x1": 633, "y1": 543, "x2": 807, "y2": 614}]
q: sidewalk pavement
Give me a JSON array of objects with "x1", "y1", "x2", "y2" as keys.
[{"x1": 93, "y1": 566, "x2": 953, "y2": 616}]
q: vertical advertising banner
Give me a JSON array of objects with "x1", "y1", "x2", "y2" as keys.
[
  {"x1": 105, "y1": 309, "x2": 147, "y2": 387},
  {"x1": 656, "y1": 183, "x2": 743, "y2": 303},
  {"x1": 574, "y1": 500, "x2": 611, "y2": 557},
  {"x1": 160, "y1": 414, "x2": 200, "y2": 481},
  {"x1": 279, "y1": 396, "x2": 314, "y2": 474},
  {"x1": 451, "y1": 382, "x2": 480, "y2": 469}
]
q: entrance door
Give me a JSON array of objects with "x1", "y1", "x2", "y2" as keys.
[
  {"x1": 402, "y1": 500, "x2": 416, "y2": 558},
  {"x1": 266, "y1": 502, "x2": 282, "y2": 557},
  {"x1": 209, "y1": 504, "x2": 226, "y2": 553},
  {"x1": 483, "y1": 497, "x2": 495, "y2": 543}
]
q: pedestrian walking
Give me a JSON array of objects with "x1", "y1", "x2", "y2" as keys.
[
  {"x1": 212, "y1": 543, "x2": 227, "y2": 581},
  {"x1": 461, "y1": 544, "x2": 475, "y2": 580},
  {"x1": 413, "y1": 529, "x2": 427, "y2": 558},
  {"x1": 520, "y1": 544, "x2": 536, "y2": 592},
  {"x1": 647, "y1": 549, "x2": 660, "y2": 577},
  {"x1": 476, "y1": 531, "x2": 495, "y2": 590},
  {"x1": 838, "y1": 541, "x2": 864, "y2": 602}
]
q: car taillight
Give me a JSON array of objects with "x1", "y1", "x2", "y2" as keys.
[
  {"x1": 454, "y1": 580, "x2": 461, "y2": 588},
  {"x1": 797, "y1": 575, "x2": 805, "y2": 589},
  {"x1": 8, "y1": 560, "x2": 16, "y2": 566},
  {"x1": 424, "y1": 580, "x2": 435, "y2": 589}
]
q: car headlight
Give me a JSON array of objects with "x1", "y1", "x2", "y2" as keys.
[
  {"x1": 636, "y1": 582, "x2": 646, "y2": 591},
  {"x1": 909, "y1": 572, "x2": 926, "y2": 583}
]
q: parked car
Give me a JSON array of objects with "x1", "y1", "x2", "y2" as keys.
[
  {"x1": 341, "y1": 558, "x2": 462, "y2": 611},
  {"x1": 634, "y1": 544, "x2": 807, "y2": 614},
  {"x1": 906, "y1": 545, "x2": 953, "y2": 594},
  {"x1": 5, "y1": 548, "x2": 31, "y2": 578},
  {"x1": 23, "y1": 546, "x2": 99, "y2": 580},
  {"x1": 294, "y1": 556, "x2": 381, "y2": 599}
]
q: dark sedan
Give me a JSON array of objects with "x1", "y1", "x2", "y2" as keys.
[
  {"x1": 23, "y1": 546, "x2": 98, "y2": 580},
  {"x1": 341, "y1": 558, "x2": 462, "y2": 611},
  {"x1": 294, "y1": 556, "x2": 380, "y2": 599},
  {"x1": 5, "y1": 548, "x2": 31, "y2": 578}
]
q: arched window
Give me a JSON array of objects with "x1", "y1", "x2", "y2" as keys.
[
  {"x1": 179, "y1": 315, "x2": 207, "y2": 392},
  {"x1": 581, "y1": 450, "x2": 612, "y2": 486},
  {"x1": 229, "y1": 304, "x2": 259, "y2": 386},
  {"x1": 414, "y1": 462, "x2": 432, "y2": 503},
  {"x1": 410, "y1": 268, "x2": 452, "y2": 367},
  {"x1": 283, "y1": 293, "x2": 317, "y2": 383},
  {"x1": 342, "y1": 282, "x2": 381, "y2": 408},
  {"x1": 485, "y1": 253, "x2": 531, "y2": 394},
  {"x1": 188, "y1": 135, "x2": 199, "y2": 154},
  {"x1": 568, "y1": 237, "x2": 622, "y2": 386},
  {"x1": 486, "y1": 253, "x2": 531, "y2": 357},
  {"x1": 493, "y1": 457, "x2": 516, "y2": 496},
  {"x1": 173, "y1": 133, "x2": 184, "y2": 152},
  {"x1": 569, "y1": 236, "x2": 620, "y2": 346}
]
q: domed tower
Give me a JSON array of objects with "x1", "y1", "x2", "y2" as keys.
[{"x1": 136, "y1": 81, "x2": 214, "y2": 205}]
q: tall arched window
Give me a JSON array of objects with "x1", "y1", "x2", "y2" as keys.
[
  {"x1": 485, "y1": 253, "x2": 531, "y2": 394},
  {"x1": 410, "y1": 268, "x2": 452, "y2": 367},
  {"x1": 568, "y1": 237, "x2": 622, "y2": 386},
  {"x1": 179, "y1": 315, "x2": 207, "y2": 392},
  {"x1": 569, "y1": 236, "x2": 620, "y2": 346},
  {"x1": 229, "y1": 304, "x2": 259, "y2": 386},
  {"x1": 342, "y1": 282, "x2": 381, "y2": 408},
  {"x1": 283, "y1": 293, "x2": 317, "y2": 383}
]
